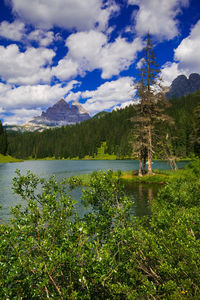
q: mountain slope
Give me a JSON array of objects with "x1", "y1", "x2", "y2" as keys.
[
  {"x1": 166, "y1": 73, "x2": 200, "y2": 99},
  {"x1": 27, "y1": 99, "x2": 90, "y2": 127}
]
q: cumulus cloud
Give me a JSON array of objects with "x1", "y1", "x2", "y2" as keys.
[
  {"x1": 0, "y1": 19, "x2": 55, "y2": 47},
  {"x1": 174, "y1": 20, "x2": 200, "y2": 72},
  {"x1": 0, "y1": 80, "x2": 79, "y2": 112},
  {"x1": 128, "y1": 0, "x2": 189, "y2": 40},
  {"x1": 113, "y1": 100, "x2": 134, "y2": 111},
  {"x1": 100, "y1": 36, "x2": 143, "y2": 78},
  {"x1": 65, "y1": 77, "x2": 136, "y2": 115},
  {"x1": 161, "y1": 62, "x2": 185, "y2": 85},
  {"x1": 64, "y1": 91, "x2": 82, "y2": 102},
  {"x1": 82, "y1": 77, "x2": 136, "y2": 114},
  {"x1": 53, "y1": 30, "x2": 143, "y2": 80},
  {"x1": 0, "y1": 107, "x2": 5, "y2": 113},
  {"x1": 3, "y1": 108, "x2": 43, "y2": 125},
  {"x1": 52, "y1": 58, "x2": 79, "y2": 80},
  {"x1": 27, "y1": 29, "x2": 55, "y2": 46},
  {"x1": 161, "y1": 20, "x2": 200, "y2": 84},
  {"x1": 0, "y1": 44, "x2": 55, "y2": 85},
  {"x1": 0, "y1": 20, "x2": 25, "y2": 41},
  {"x1": 8, "y1": 0, "x2": 119, "y2": 31}
]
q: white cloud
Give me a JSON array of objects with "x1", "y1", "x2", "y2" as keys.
[
  {"x1": 9, "y1": 0, "x2": 119, "y2": 31},
  {"x1": 113, "y1": 100, "x2": 134, "y2": 111},
  {"x1": 0, "y1": 107, "x2": 5, "y2": 114},
  {"x1": 66, "y1": 77, "x2": 136, "y2": 115},
  {"x1": 128, "y1": 0, "x2": 189, "y2": 40},
  {"x1": 161, "y1": 62, "x2": 186, "y2": 85},
  {"x1": 0, "y1": 80, "x2": 79, "y2": 111},
  {"x1": 0, "y1": 82, "x2": 11, "y2": 94},
  {"x1": 65, "y1": 30, "x2": 107, "y2": 76},
  {"x1": 0, "y1": 19, "x2": 55, "y2": 46},
  {"x1": 174, "y1": 20, "x2": 200, "y2": 73},
  {"x1": 100, "y1": 36, "x2": 143, "y2": 78},
  {"x1": 0, "y1": 20, "x2": 25, "y2": 41},
  {"x1": 52, "y1": 58, "x2": 79, "y2": 80},
  {"x1": 53, "y1": 30, "x2": 143, "y2": 80},
  {"x1": 3, "y1": 108, "x2": 43, "y2": 125},
  {"x1": 161, "y1": 20, "x2": 200, "y2": 85},
  {"x1": 28, "y1": 29, "x2": 54, "y2": 46},
  {"x1": 0, "y1": 27, "x2": 141, "y2": 84},
  {"x1": 65, "y1": 91, "x2": 82, "y2": 102},
  {"x1": 0, "y1": 44, "x2": 55, "y2": 85}
]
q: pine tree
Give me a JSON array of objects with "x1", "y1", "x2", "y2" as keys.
[
  {"x1": 194, "y1": 104, "x2": 200, "y2": 156},
  {"x1": 131, "y1": 76, "x2": 148, "y2": 176},
  {"x1": 134, "y1": 34, "x2": 173, "y2": 174}
]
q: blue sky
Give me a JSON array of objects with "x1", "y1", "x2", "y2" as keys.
[{"x1": 0, "y1": 0, "x2": 200, "y2": 125}]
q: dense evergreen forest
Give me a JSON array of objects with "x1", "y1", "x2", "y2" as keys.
[
  {"x1": 0, "y1": 120, "x2": 7, "y2": 155},
  {"x1": 6, "y1": 90, "x2": 200, "y2": 159}
]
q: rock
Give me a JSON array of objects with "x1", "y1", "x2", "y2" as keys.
[
  {"x1": 166, "y1": 73, "x2": 200, "y2": 99},
  {"x1": 27, "y1": 99, "x2": 90, "y2": 127},
  {"x1": 189, "y1": 73, "x2": 200, "y2": 93}
]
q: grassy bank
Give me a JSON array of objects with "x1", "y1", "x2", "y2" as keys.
[
  {"x1": 67, "y1": 168, "x2": 188, "y2": 187},
  {"x1": 120, "y1": 168, "x2": 186, "y2": 184},
  {"x1": 0, "y1": 154, "x2": 23, "y2": 163}
]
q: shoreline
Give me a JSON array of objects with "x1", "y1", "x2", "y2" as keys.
[
  {"x1": 1, "y1": 155, "x2": 191, "y2": 162},
  {"x1": 0, "y1": 154, "x2": 23, "y2": 163},
  {"x1": 66, "y1": 168, "x2": 187, "y2": 186}
]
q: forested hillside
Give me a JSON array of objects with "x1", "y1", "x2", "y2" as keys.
[
  {"x1": 7, "y1": 90, "x2": 200, "y2": 159},
  {"x1": 0, "y1": 120, "x2": 7, "y2": 155}
]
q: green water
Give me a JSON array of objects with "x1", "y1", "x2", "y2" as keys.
[{"x1": 0, "y1": 160, "x2": 188, "y2": 222}]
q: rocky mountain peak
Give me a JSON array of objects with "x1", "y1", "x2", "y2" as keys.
[
  {"x1": 55, "y1": 98, "x2": 69, "y2": 107},
  {"x1": 166, "y1": 73, "x2": 200, "y2": 99},
  {"x1": 27, "y1": 98, "x2": 90, "y2": 127},
  {"x1": 71, "y1": 100, "x2": 89, "y2": 115},
  {"x1": 188, "y1": 73, "x2": 200, "y2": 92}
]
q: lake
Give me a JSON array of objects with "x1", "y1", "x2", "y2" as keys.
[{"x1": 0, "y1": 160, "x2": 188, "y2": 222}]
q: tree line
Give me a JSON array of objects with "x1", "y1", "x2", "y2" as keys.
[{"x1": 5, "y1": 90, "x2": 200, "y2": 160}]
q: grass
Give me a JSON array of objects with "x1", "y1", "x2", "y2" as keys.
[
  {"x1": 83, "y1": 153, "x2": 117, "y2": 160},
  {"x1": 67, "y1": 173, "x2": 91, "y2": 186},
  {"x1": 120, "y1": 168, "x2": 186, "y2": 184},
  {"x1": 0, "y1": 154, "x2": 23, "y2": 163},
  {"x1": 68, "y1": 168, "x2": 188, "y2": 187}
]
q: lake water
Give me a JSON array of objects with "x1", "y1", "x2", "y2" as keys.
[{"x1": 0, "y1": 160, "x2": 188, "y2": 222}]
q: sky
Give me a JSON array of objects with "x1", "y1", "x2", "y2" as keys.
[{"x1": 0, "y1": 0, "x2": 200, "y2": 125}]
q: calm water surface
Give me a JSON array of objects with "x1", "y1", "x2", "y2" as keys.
[{"x1": 0, "y1": 160, "x2": 188, "y2": 222}]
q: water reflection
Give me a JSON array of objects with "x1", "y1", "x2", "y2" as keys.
[
  {"x1": 0, "y1": 159, "x2": 188, "y2": 222},
  {"x1": 122, "y1": 181, "x2": 161, "y2": 216}
]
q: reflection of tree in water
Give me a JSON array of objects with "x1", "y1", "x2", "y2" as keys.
[
  {"x1": 123, "y1": 181, "x2": 161, "y2": 217},
  {"x1": 148, "y1": 187, "x2": 153, "y2": 204}
]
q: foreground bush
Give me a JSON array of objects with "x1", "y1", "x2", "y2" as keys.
[{"x1": 0, "y1": 167, "x2": 200, "y2": 299}]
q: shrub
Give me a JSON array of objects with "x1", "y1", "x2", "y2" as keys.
[{"x1": 0, "y1": 168, "x2": 200, "y2": 299}]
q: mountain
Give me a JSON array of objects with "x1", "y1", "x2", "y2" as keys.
[
  {"x1": 26, "y1": 99, "x2": 90, "y2": 127},
  {"x1": 166, "y1": 73, "x2": 200, "y2": 99},
  {"x1": 92, "y1": 111, "x2": 110, "y2": 119}
]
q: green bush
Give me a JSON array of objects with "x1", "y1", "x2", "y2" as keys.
[
  {"x1": 0, "y1": 168, "x2": 200, "y2": 299},
  {"x1": 186, "y1": 157, "x2": 200, "y2": 177}
]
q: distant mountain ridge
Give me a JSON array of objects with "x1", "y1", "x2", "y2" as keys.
[
  {"x1": 166, "y1": 73, "x2": 200, "y2": 99},
  {"x1": 27, "y1": 99, "x2": 90, "y2": 127}
]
